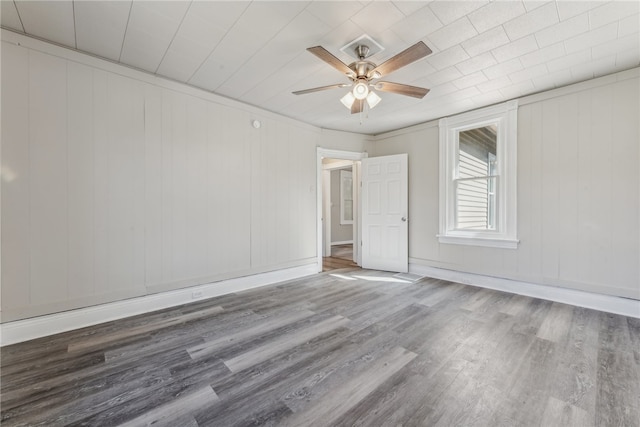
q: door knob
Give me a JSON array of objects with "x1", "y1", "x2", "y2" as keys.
[{"x1": 401, "y1": 217, "x2": 407, "y2": 222}]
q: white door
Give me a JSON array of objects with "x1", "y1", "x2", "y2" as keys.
[{"x1": 361, "y1": 154, "x2": 408, "y2": 273}]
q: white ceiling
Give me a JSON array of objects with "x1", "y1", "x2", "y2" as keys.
[{"x1": 2, "y1": 0, "x2": 639, "y2": 135}]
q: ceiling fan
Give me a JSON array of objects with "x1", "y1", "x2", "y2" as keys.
[{"x1": 293, "y1": 41, "x2": 432, "y2": 114}]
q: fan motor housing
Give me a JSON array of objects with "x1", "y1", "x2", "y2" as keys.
[{"x1": 349, "y1": 61, "x2": 377, "y2": 79}]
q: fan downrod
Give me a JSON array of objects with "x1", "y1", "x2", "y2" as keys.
[{"x1": 355, "y1": 45, "x2": 370, "y2": 60}]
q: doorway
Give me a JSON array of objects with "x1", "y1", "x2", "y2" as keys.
[
  {"x1": 322, "y1": 162, "x2": 356, "y2": 271},
  {"x1": 316, "y1": 148, "x2": 368, "y2": 272}
]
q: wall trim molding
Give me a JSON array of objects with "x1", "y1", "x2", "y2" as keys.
[
  {"x1": 409, "y1": 264, "x2": 640, "y2": 319},
  {"x1": 331, "y1": 240, "x2": 354, "y2": 246},
  {"x1": 0, "y1": 264, "x2": 317, "y2": 346}
]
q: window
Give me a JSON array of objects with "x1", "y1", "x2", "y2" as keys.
[
  {"x1": 438, "y1": 100, "x2": 518, "y2": 248},
  {"x1": 340, "y1": 169, "x2": 353, "y2": 224}
]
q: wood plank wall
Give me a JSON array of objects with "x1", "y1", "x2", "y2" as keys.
[
  {"x1": 1, "y1": 39, "x2": 352, "y2": 322},
  {"x1": 372, "y1": 70, "x2": 640, "y2": 300}
]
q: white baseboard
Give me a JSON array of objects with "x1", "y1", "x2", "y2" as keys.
[
  {"x1": 0, "y1": 263, "x2": 318, "y2": 346},
  {"x1": 409, "y1": 264, "x2": 640, "y2": 318},
  {"x1": 331, "y1": 240, "x2": 353, "y2": 246}
]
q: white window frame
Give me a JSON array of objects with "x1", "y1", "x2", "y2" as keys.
[
  {"x1": 340, "y1": 169, "x2": 354, "y2": 225},
  {"x1": 438, "y1": 100, "x2": 519, "y2": 249}
]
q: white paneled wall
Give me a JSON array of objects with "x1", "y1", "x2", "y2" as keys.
[
  {"x1": 1, "y1": 39, "x2": 333, "y2": 321},
  {"x1": 373, "y1": 69, "x2": 640, "y2": 300}
]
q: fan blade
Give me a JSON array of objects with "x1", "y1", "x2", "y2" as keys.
[
  {"x1": 368, "y1": 41, "x2": 432, "y2": 78},
  {"x1": 307, "y1": 46, "x2": 355, "y2": 77},
  {"x1": 351, "y1": 99, "x2": 364, "y2": 114},
  {"x1": 292, "y1": 83, "x2": 350, "y2": 95},
  {"x1": 374, "y1": 81, "x2": 430, "y2": 99}
]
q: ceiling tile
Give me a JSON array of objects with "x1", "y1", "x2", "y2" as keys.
[
  {"x1": 373, "y1": 28, "x2": 408, "y2": 59},
  {"x1": 428, "y1": 17, "x2": 478, "y2": 51},
  {"x1": 426, "y1": 45, "x2": 470, "y2": 70},
  {"x1": 519, "y1": 42, "x2": 565, "y2": 67},
  {"x1": 467, "y1": 1, "x2": 526, "y2": 34},
  {"x1": 546, "y1": 49, "x2": 591, "y2": 72},
  {"x1": 452, "y1": 71, "x2": 487, "y2": 89},
  {"x1": 189, "y1": 1, "x2": 308, "y2": 91},
  {"x1": 483, "y1": 58, "x2": 524, "y2": 80},
  {"x1": 217, "y1": 11, "x2": 331, "y2": 98},
  {"x1": 74, "y1": 1, "x2": 131, "y2": 61},
  {"x1": 249, "y1": 62, "x2": 326, "y2": 106},
  {"x1": 188, "y1": 33, "x2": 254, "y2": 92},
  {"x1": 499, "y1": 80, "x2": 534, "y2": 99},
  {"x1": 350, "y1": 2, "x2": 406, "y2": 34},
  {"x1": 477, "y1": 75, "x2": 512, "y2": 93},
  {"x1": 616, "y1": 48, "x2": 640, "y2": 69},
  {"x1": 15, "y1": 0, "x2": 75, "y2": 47},
  {"x1": 556, "y1": 1, "x2": 605, "y2": 20},
  {"x1": 461, "y1": 26, "x2": 510, "y2": 57},
  {"x1": 446, "y1": 85, "x2": 481, "y2": 101},
  {"x1": 306, "y1": 1, "x2": 364, "y2": 28},
  {"x1": 592, "y1": 33, "x2": 640, "y2": 60},
  {"x1": 315, "y1": 20, "x2": 369, "y2": 54},
  {"x1": 455, "y1": 52, "x2": 497, "y2": 75},
  {"x1": 503, "y1": 2, "x2": 558, "y2": 41},
  {"x1": 156, "y1": 36, "x2": 211, "y2": 82},
  {"x1": 427, "y1": 66, "x2": 463, "y2": 85},
  {"x1": 120, "y1": 1, "x2": 190, "y2": 71},
  {"x1": 563, "y1": 22, "x2": 617, "y2": 54},
  {"x1": 522, "y1": 1, "x2": 551, "y2": 12},
  {"x1": 589, "y1": 1, "x2": 640, "y2": 30},
  {"x1": 491, "y1": 35, "x2": 539, "y2": 63},
  {"x1": 509, "y1": 63, "x2": 548, "y2": 83},
  {"x1": 157, "y1": 1, "x2": 248, "y2": 81},
  {"x1": 392, "y1": 1, "x2": 430, "y2": 17},
  {"x1": 619, "y1": 13, "x2": 640, "y2": 37},
  {"x1": 532, "y1": 68, "x2": 573, "y2": 90},
  {"x1": 188, "y1": 1, "x2": 250, "y2": 31},
  {"x1": 1, "y1": 1, "x2": 24, "y2": 32},
  {"x1": 6, "y1": 0, "x2": 638, "y2": 135},
  {"x1": 574, "y1": 55, "x2": 617, "y2": 79},
  {"x1": 428, "y1": 1, "x2": 487, "y2": 25},
  {"x1": 570, "y1": 64, "x2": 594, "y2": 82},
  {"x1": 471, "y1": 89, "x2": 504, "y2": 106},
  {"x1": 426, "y1": 81, "x2": 458, "y2": 99},
  {"x1": 535, "y1": 12, "x2": 589, "y2": 48},
  {"x1": 390, "y1": 5, "x2": 442, "y2": 45}
]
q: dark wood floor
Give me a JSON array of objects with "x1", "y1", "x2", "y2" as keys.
[
  {"x1": 323, "y1": 244, "x2": 357, "y2": 271},
  {"x1": 2, "y1": 269, "x2": 639, "y2": 426}
]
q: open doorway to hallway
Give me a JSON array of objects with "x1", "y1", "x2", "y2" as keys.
[
  {"x1": 317, "y1": 148, "x2": 367, "y2": 272},
  {"x1": 322, "y1": 158, "x2": 358, "y2": 272}
]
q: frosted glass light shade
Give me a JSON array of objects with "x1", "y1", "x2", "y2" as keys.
[
  {"x1": 340, "y1": 92, "x2": 355, "y2": 109},
  {"x1": 366, "y1": 91, "x2": 381, "y2": 109},
  {"x1": 352, "y1": 81, "x2": 369, "y2": 100}
]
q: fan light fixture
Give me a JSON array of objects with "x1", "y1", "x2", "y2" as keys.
[
  {"x1": 366, "y1": 91, "x2": 381, "y2": 109},
  {"x1": 293, "y1": 41, "x2": 432, "y2": 117},
  {"x1": 340, "y1": 92, "x2": 355, "y2": 109},
  {"x1": 341, "y1": 86, "x2": 381, "y2": 110},
  {"x1": 352, "y1": 81, "x2": 369, "y2": 99}
]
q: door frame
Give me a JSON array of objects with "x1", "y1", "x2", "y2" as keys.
[{"x1": 316, "y1": 148, "x2": 368, "y2": 272}]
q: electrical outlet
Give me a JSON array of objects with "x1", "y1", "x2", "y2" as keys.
[{"x1": 191, "y1": 290, "x2": 203, "y2": 299}]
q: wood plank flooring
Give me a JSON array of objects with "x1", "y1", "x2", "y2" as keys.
[
  {"x1": 323, "y1": 244, "x2": 357, "y2": 271},
  {"x1": 2, "y1": 269, "x2": 639, "y2": 426}
]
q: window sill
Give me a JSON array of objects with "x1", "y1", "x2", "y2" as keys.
[{"x1": 437, "y1": 234, "x2": 519, "y2": 249}]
